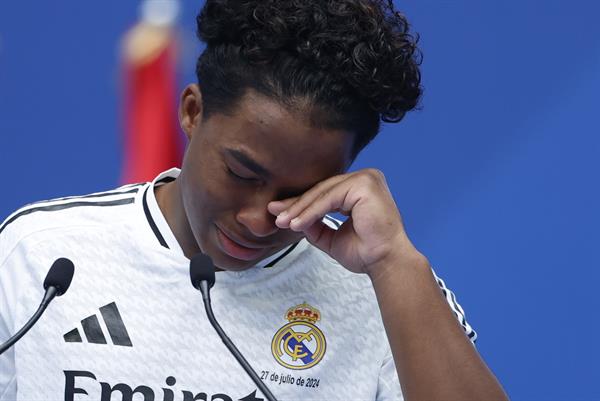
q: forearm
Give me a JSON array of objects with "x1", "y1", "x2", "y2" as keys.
[{"x1": 369, "y1": 249, "x2": 509, "y2": 401}]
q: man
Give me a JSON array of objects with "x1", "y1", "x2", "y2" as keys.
[{"x1": 0, "y1": 0, "x2": 508, "y2": 400}]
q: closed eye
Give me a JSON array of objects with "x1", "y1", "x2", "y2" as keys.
[{"x1": 226, "y1": 166, "x2": 259, "y2": 182}]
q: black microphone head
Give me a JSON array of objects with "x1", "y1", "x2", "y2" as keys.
[
  {"x1": 43, "y1": 258, "x2": 75, "y2": 296},
  {"x1": 190, "y1": 253, "x2": 216, "y2": 290}
]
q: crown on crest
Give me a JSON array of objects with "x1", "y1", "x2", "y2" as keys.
[{"x1": 285, "y1": 302, "x2": 321, "y2": 323}]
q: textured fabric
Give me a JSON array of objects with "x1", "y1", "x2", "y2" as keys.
[{"x1": 0, "y1": 169, "x2": 475, "y2": 401}]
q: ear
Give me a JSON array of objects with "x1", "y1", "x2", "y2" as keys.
[{"x1": 179, "y1": 83, "x2": 203, "y2": 140}]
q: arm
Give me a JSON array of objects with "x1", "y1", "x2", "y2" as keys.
[
  {"x1": 268, "y1": 168, "x2": 509, "y2": 401},
  {"x1": 369, "y1": 246, "x2": 506, "y2": 401}
]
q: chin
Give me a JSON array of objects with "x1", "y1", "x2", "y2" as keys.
[
  {"x1": 200, "y1": 233, "x2": 260, "y2": 272},
  {"x1": 211, "y1": 255, "x2": 256, "y2": 272}
]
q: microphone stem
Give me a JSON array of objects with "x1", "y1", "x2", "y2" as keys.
[
  {"x1": 0, "y1": 286, "x2": 58, "y2": 355},
  {"x1": 199, "y1": 281, "x2": 278, "y2": 401}
]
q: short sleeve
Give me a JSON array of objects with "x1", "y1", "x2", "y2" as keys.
[
  {"x1": 0, "y1": 294, "x2": 17, "y2": 401},
  {"x1": 0, "y1": 208, "x2": 35, "y2": 401},
  {"x1": 0, "y1": 225, "x2": 19, "y2": 400},
  {"x1": 376, "y1": 349, "x2": 404, "y2": 401}
]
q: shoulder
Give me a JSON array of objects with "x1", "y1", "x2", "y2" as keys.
[{"x1": 0, "y1": 183, "x2": 146, "y2": 266}]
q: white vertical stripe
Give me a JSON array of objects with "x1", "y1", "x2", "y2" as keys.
[{"x1": 433, "y1": 270, "x2": 478, "y2": 343}]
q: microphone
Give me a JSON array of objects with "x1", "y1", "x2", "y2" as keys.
[
  {"x1": 189, "y1": 253, "x2": 278, "y2": 401},
  {"x1": 0, "y1": 257, "x2": 74, "y2": 355}
]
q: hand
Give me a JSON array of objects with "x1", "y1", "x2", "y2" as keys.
[{"x1": 267, "y1": 169, "x2": 419, "y2": 275}]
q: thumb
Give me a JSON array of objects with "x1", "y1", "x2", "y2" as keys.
[{"x1": 303, "y1": 221, "x2": 336, "y2": 255}]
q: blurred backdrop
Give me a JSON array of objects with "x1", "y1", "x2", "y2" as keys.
[{"x1": 1, "y1": 1, "x2": 599, "y2": 400}]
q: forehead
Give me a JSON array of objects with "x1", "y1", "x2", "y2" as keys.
[{"x1": 207, "y1": 90, "x2": 354, "y2": 182}]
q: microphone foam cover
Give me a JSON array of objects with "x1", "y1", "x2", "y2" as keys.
[
  {"x1": 43, "y1": 258, "x2": 75, "y2": 296},
  {"x1": 190, "y1": 253, "x2": 216, "y2": 290}
]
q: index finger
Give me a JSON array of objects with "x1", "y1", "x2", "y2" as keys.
[{"x1": 271, "y1": 174, "x2": 350, "y2": 229}]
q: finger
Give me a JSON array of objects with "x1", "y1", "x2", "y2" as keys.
[
  {"x1": 275, "y1": 174, "x2": 350, "y2": 228},
  {"x1": 290, "y1": 169, "x2": 393, "y2": 232},
  {"x1": 267, "y1": 197, "x2": 298, "y2": 217},
  {"x1": 289, "y1": 180, "x2": 359, "y2": 232},
  {"x1": 303, "y1": 220, "x2": 336, "y2": 255}
]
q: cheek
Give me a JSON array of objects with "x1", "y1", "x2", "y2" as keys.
[{"x1": 180, "y1": 148, "x2": 234, "y2": 231}]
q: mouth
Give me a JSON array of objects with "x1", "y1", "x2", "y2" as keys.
[{"x1": 215, "y1": 225, "x2": 270, "y2": 261}]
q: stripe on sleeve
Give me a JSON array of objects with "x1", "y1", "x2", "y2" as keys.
[
  {"x1": 435, "y1": 275, "x2": 478, "y2": 342},
  {"x1": 0, "y1": 198, "x2": 135, "y2": 235},
  {"x1": 24, "y1": 185, "x2": 142, "y2": 207}
]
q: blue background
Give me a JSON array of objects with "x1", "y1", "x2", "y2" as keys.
[{"x1": 1, "y1": 1, "x2": 598, "y2": 400}]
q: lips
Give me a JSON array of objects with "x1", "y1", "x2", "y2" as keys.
[{"x1": 215, "y1": 226, "x2": 269, "y2": 261}]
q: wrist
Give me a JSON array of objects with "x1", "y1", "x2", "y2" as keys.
[{"x1": 366, "y1": 237, "x2": 430, "y2": 283}]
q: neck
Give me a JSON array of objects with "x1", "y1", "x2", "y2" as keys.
[{"x1": 154, "y1": 180, "x2": 201, "y2": 259}]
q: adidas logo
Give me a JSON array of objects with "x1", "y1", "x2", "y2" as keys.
[{"x1": 64, "y1": 302, "x2": 132, "y2": 347}]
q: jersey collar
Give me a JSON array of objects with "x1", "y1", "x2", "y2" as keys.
[{"x1": 142, "y1": 168, "x2": 185, "y2": 255}]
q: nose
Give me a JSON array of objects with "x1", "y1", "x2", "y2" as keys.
[{"x1": 235, "y1": 202, "x2": 279, "y2": 238}]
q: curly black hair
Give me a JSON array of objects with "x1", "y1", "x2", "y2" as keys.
[{"x1": 196, "y1": 0, "x2": 422, "y2": 155}]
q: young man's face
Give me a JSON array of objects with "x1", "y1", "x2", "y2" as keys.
[{"x1": 178, "y1": 86, "x2": 354, "y2": 270}]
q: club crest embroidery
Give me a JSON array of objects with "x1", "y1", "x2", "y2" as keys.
[{"x1": 271, "y1": 302, "x2": 326, "y2": 370}]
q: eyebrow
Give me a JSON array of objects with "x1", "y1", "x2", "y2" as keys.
[{"x1": 226, "y1": 149, "x2": 271, "y2": 177}]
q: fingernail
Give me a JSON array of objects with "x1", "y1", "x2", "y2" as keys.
[
  {"x1": 278, "y1": 211, "x2": 288, "y2": 219},
  {"x1": 290, "y1": 217, "x2": 300, "y2": 227}
]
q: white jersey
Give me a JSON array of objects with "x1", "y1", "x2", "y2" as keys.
[{"x1": 0, "y1": 168, "x2": 476, "y2": 401}]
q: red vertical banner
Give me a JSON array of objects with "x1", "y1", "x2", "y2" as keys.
[{"x1": 121, "y1": 20, "x2": 182, "y2": 184}]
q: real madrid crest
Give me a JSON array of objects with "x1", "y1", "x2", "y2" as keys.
[{"x1": 271, "y1": 302, "x2": 326, "y2": 370}]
